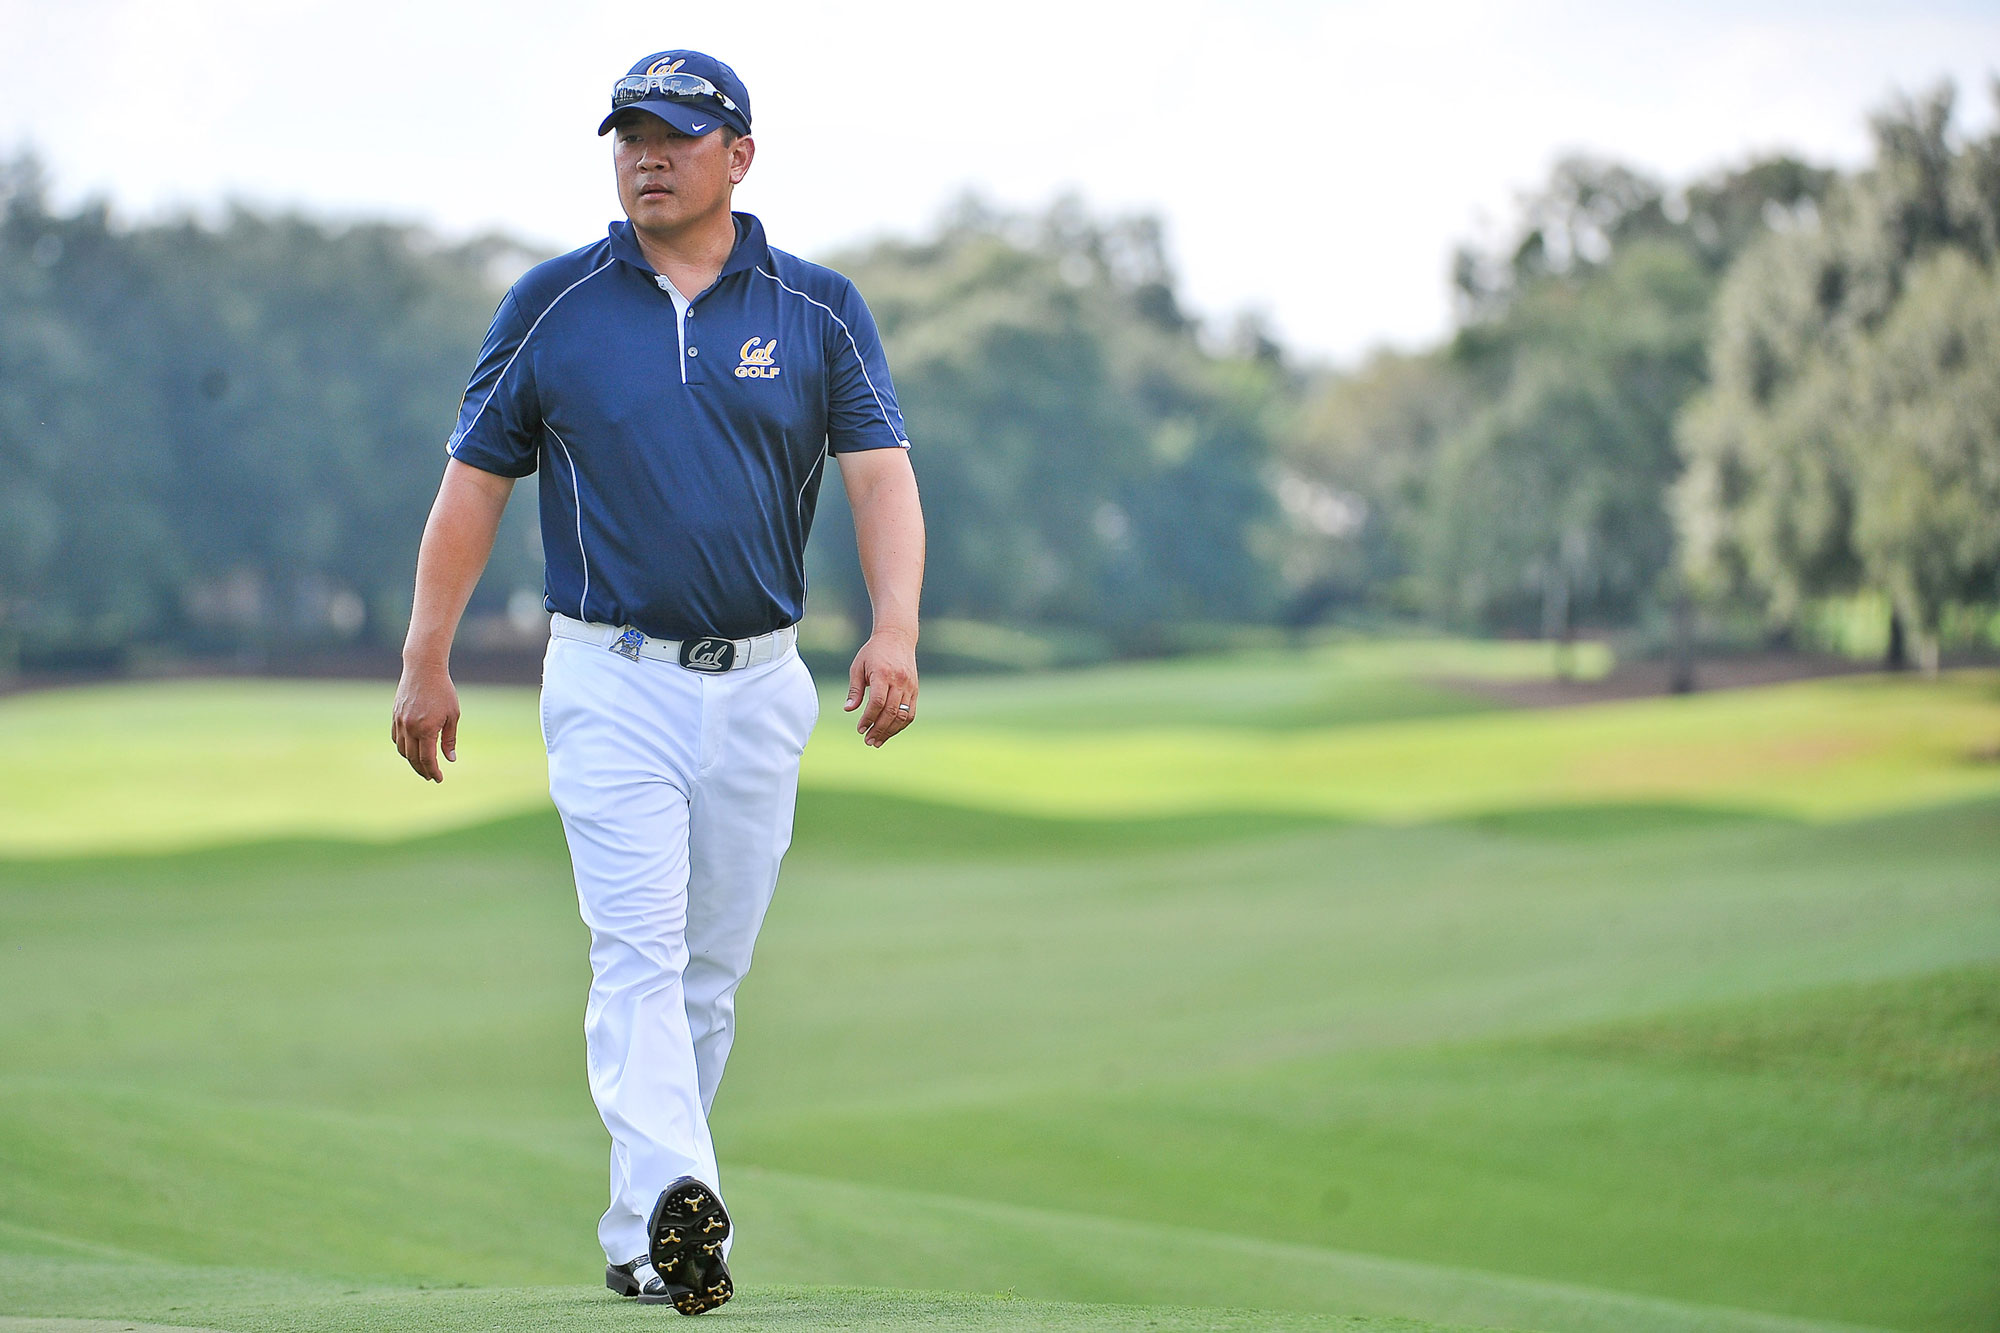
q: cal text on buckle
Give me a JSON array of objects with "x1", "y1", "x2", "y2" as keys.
[{"x1": 679, "y1": 636, "x2": 736, "y2": 673}]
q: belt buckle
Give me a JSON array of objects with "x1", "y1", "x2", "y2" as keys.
[
  {"x1": 679, "y1": 636, "x2": 737, "y2": 673},
  {"x1": 610, "y1": 627, "x2": 646, "y2": 662}
]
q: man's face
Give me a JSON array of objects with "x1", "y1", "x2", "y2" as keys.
[{"x1": 611, "y1": 111, "x2": 753, "y2": 235}]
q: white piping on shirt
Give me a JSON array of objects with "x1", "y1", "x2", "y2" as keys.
[
  {"x1": 794, "y1": 448, "x2": 827, "y2": 605},
  {"x1": 794, "y1": 448, "x2": 826, "y2": 528},
  {"x1": 753, "y1": 266, "x2": 910, "y2": 449},
  {"x1": 544, "y1": 424, "x2": 591, "y2": 622},
  {"x1": 449, "y1": 260, "x2": 616, "y2": 456}
]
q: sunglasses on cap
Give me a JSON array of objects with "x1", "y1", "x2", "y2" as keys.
[{"x1": 610, "y1": 72, "x2": 743, "y2": 117}]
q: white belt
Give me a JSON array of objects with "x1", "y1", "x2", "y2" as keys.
[{"x1": 550, "y1": 612, "x2": 797, "y2": 674}]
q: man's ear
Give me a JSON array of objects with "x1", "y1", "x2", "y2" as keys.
[{"x1": 729, "y1": 134, "x2": 756, "y2": 184}]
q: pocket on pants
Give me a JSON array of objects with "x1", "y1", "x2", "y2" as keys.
[
  {"x1": 539, "y1": 637, "x2": 564, "y2": 753},
  {"x1": 788, "y1": 654, "x2": 820, "y2": 755}
]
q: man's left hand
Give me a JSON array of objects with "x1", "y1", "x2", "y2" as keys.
[{"x1": 845, "y1": 628, "x2": 918, "y2": 747}]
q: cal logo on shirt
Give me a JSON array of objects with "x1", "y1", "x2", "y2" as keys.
[{"x1": 736, "y1": 337, "x2": 780, "y2": 379}]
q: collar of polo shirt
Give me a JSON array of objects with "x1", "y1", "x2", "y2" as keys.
[{"x1": 608, "y1": 213, "x2": 770, "y2": 284}]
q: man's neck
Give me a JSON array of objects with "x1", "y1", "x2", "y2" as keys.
[{"x1": 631, "y1": 207, "x2": 738, "y2": 301}]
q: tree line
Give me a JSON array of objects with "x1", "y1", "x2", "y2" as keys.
[
  {"x1": 0, "y1": 162, "x2": 1283, "y2": 668},
  {"x1": 0, "y1": 83, "x2": 1994, "y2": 672},
  {"x1": 1283, "y1": 82, "x2": 1999, "y2": 671},
  {"x1": 0, "y1": 156, "x2": 547, "y2": 666}
]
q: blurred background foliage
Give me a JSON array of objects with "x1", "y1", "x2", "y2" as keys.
[{"x1": 1, "y1": 83, "x2": 1996, "y2": 675}]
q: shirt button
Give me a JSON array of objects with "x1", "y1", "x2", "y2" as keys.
[{"x1": 688, "y1": 347, "x2": 699, "y2": 357}]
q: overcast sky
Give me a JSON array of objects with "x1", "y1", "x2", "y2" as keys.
[{"x1": 4, "y1": 0, "x2": 1996, "y2": 363}]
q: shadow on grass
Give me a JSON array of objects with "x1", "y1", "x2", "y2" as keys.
[{"x1": 0, "y1": 789, "x2": 1930, "y2": 876}]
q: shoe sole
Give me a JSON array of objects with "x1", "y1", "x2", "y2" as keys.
[
  {"x1": 648, "y1": 1178, "x2": 733, "y2": 1316},
  {"x1": 604, "y1": 1263, "x2": 674, "y2": 1304}
]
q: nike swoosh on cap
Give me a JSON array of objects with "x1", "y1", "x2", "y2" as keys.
[{"x1": 691, "y1": 122, "x2": 708, "y2": 131}]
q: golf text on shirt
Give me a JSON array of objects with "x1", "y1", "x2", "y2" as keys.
[
  {"x1": 446, "y1": 212, "x2": 909, "y2": 642},
  {"x1": 736, "y1": 338, "x2": 780, "y2": 378}
]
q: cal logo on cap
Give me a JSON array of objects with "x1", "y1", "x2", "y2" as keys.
[{"x1": 647, "y1": 56, "x2": 686, "y2": 75}]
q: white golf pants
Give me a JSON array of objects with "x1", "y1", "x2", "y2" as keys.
[{"x1": 540, "y1": 632, "x2": 819, "y2": 1266}]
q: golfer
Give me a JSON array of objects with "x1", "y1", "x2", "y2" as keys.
[{"x1": 390, "y1": 47, "x2": 923, "y2": 1315}]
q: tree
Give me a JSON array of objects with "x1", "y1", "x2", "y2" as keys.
[
  {"x1": 4, "y1": 168, "x2": 1289, "y2": 667},
  {"x1": 0, "y1": 154, "x2": 540, "y2": 664},
  {"x1": 819, "y1": 197, "x2": 1283, "y2": 646},
  {"x1": 1429, "y1": 238, "x2": 1714, "y2": 638},
  {"x1": 1277, "y1": 349, "x2": 1466, "y2": 620},
  {"x1": 0, "y1": 161, "x2": 178, "y2": 662},
  {"x1": 1393, "y1": 155, "x2": 1827, "y2": 638},
  {"x1": 1845, "y1": 251, "x2": 2000, "y2": 669},
  {"x1": 1675, "y1": 82, "x2": 2000, "y2": 668}
]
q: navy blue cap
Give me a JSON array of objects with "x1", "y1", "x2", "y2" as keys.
[{"x1": 598, "y1": 50, "x2": 752, "y2": 138}]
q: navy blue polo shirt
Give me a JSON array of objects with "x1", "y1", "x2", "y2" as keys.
[{"x1": 446, "y1": 212, "x2": 909, "y2": 640}]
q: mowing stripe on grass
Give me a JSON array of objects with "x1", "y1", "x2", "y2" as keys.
[
  {"x1": 733, "y1": 966, "x2": 2000, "y2": 1332},
  {"x1": 0, "y1": 1195, "x2": 1893, "y2": 1333},
  {"x1": 800, "y1": 672, "x2": 2000, "y2": 824},
  {"x1": 3, "y1": 672, "x2": 1995, "y2": 856},
  {"x1": 724, "y1": 1168, "x2": 1896, "y2": 1333}
]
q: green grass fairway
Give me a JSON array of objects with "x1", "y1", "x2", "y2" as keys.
[
  {"x1": 2, "y1": 653, "x2": 1996, "y2": 1332},
  {"x1": 804, "y1": 670, "x2": 2000, "y2": 824},
  {"x1": 0, "y1": 631, "x2": 1582, "y2": 855},
  {"x1": 1, "y1": 659, "x2": 1995, "y2": 856},
  {"x1": 0, "y1": 680, "x2": 551, "y2": 856},
  {"x1": 0, "y1": 1255, "x2": 1489, "y2": 1332}
]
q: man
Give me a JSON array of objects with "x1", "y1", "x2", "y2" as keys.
[{"x1": 390, "y1": 49, "x2": 923, "y2": 1316}]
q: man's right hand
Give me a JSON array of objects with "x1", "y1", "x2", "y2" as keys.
[
  {"x1": 392, "y1": 460, "x2": 516, "y2": 784},
  {"x1": 392, "y1": 661, "x2": 461, "y2": 782}
]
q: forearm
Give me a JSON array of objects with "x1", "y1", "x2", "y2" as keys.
[
  {"x1": 843, "y1": 451, "x2": 925, "y2": 638},
  {"x1": 837, "y1": 448, "x2": 923, "y2": 747},
  {"x1": 403, "y1": 460, "x2": 517, "y2": 667}
]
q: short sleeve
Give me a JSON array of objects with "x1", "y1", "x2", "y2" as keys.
[
  {"x1": 445, "y1": 290, "x2": 541, "y2": 477},
  {"x1": 823, "y1": 280, "x2": 910, "y2": 455}
]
